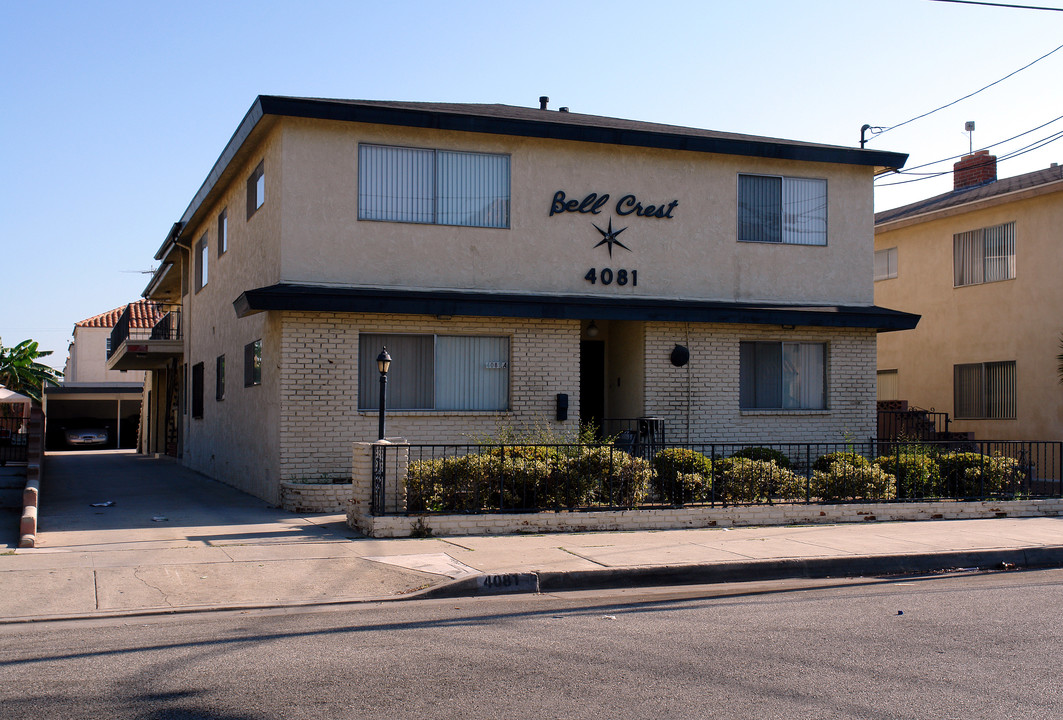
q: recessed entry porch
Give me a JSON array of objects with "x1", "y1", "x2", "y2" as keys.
[{"x1": 579, "y1": 319, "x2": 647, "y2": 438}]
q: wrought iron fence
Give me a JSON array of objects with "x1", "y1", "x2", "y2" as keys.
[
  {"x1": 0, "y1": 415, "x2": 28, "y2": 465},
  {"x1": 108, "y1": 303, "x2": 181, "y2": 358},
  {"x1": 372, "y1": 439, "x2": 1063, "y2": 516},
  {"x1": 877, "y1": 406, "x2": 951, "y2": 440}
]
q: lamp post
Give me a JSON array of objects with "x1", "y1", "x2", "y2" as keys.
[{"x1": 376, "y1": 346, "x2": 391, "y2": 441}]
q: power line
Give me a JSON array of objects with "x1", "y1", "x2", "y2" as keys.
[
  {"x1": 935, "y1": 0, "x2": 1063, "y2": 9},
  {"x1": 868, "y1": 42, "x2": 1063, "y2": 141},
  {"x1": 875, "y1": 130, "x2": 1063, "y2": 186},
  {"x1": 878, "y1": 114, "x2": 1063, "y2": 177}
]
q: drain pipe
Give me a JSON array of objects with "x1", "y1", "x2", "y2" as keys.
[{"x1": 686, "y1": 323, "x2": 692, "y2": 444}]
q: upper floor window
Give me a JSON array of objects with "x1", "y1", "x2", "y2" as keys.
[
  {"x1": 218, "y1": 208, "x2": 228, "y2": 255},
  {"x1": 358, "y1": 144, "x2": 510, "y2": 229},
  {"x1": 954, "y1": 360, "x2": 1015, "y2": 419},
  {"x1": 954, "y1": 221, "x2": 1014, "y2": 287},
  {"x1": 738, "y1": 174, "x2": 827, "y2": 246},
  {"x1": 194, "y1": 234, "x2": 208, "y2": 291},
  {"x1": 357, "y1": 333, "x2": 509, "y2": 411},
  {"x1": 247, "y1": 161, "x2": 265, "y2": 219},
  {"x1": 874, "y1": 247, "x2": 898, "y2": 281},
  {"x1": 740, "y1": 341, "x2": 826, "y2": 410}
]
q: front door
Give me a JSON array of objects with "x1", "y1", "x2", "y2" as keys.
[{"x1": 579, "y1": 340, "x2": 605, "y2": 434}]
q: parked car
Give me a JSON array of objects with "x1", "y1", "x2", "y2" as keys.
[{"x1": 64, "y1": 427, "x2": 109, "y2": 447}]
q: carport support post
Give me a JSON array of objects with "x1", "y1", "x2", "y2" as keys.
[{"x1": 116, "y1": 397, "x2": 121, "y2": 448}]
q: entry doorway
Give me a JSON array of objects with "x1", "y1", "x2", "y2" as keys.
[
  {"x1": 579, "y1": 340, "x2": 605, "y2": 432},
  {"x1": 579, "y1": 321, "x2": 646, "y2": 437}
]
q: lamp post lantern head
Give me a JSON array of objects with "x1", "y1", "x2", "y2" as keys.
[{"x1": 376, "y1": 347, "x2": 391, "y2": 375}]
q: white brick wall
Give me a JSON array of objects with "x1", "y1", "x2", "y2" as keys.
[
  {"x1": 280, "y1": 315, "x2": 878, "y2": 488},
  {"x1": 643, "y1": 323, "x2": 877, "y2": 444},
  {"x1": 280, "y1": 313, "x2": 581, "y2": 483}
]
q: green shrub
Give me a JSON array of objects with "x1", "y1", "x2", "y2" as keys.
[
  {"x1": 876, "y1": 451, "x2": 942, "y2": 498},
  {"x1": 713, "y1": 458, "x2": 804, "y2": 503},
  {"x1": 812, "y1": 451, "x2": 871, "y2": 473},
  {"x1": 936, "y1": 452, "x2": 1024, "y2": 497},
  {"x1": 731, "y1": 446, "x2": 792, "y2": 469},
  {"x1": 406, "y1": 452, "x2": 553, "y2": 512},
  {"x1": 562, "y1": 446, "x2": 653, "y2": 507},
  {"x1": 811, "y1": 460, "x2": 895, "y2": 502},
  {"x1": 652, "y1": 448, "x2": 713, "y2": 504}
]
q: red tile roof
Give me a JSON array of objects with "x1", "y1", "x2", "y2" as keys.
[{"x1": 75, "y1": 300, "x2": 164, "y2": 329}]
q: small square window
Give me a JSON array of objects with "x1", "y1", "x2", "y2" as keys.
[
  {"x1": 216, "y1": 355, "x2": 225, "y2": 401},
  {"x1": 247, "y1": 161, "x2": 264, "y2": 219},
  {"x1": 874, "y1": 247, "x2": 897, "y2": 281},
  {"x1": 244, "y1": 340, "x2": 262, "y2": 387},
  {"x1": 218, "y1": 208, "x2": 228, "y2": 255}
]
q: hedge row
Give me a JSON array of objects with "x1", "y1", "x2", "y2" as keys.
[{"x1": 404, "y1": 446, "x2": 1027, "y2": 513}]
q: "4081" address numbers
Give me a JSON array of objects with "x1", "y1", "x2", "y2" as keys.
[{"x1": 584, "y1": 268, "x2": 638, "y2": 286}]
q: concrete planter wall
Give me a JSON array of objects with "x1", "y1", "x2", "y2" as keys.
[
  {"x1": 356, "y1": 497, "x2": 1063, "y2": 538},
  {"x1": 347, "y1": 441, "x2": 1063, "y2": 538}
]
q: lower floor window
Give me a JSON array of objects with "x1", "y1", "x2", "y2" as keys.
[
  {"x1": 954, "y1": 361, "x2": 1015, "y2": 419},
  {"x1": 358, "y1": 333, "x2": 509, "y2": 411},
  {"x1": 216, "y1": 355, "x2": 225, "y2": 400},
  {"x1": 191, "y1": 362, "x2": 204, "y2": 418},
  {"x1": 244, "y1": 340, "x2": 262, "y2": 387},
  {"x1": 740, "y1": 341, "x2": 826, "y2": 410},
  {"x1": 877, "y1": 369, "x2": 899, "y2": 402}
]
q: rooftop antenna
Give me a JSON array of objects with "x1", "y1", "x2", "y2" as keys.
[{"x1": 965, "y1": 121, "x2": 975, "y2": 155}]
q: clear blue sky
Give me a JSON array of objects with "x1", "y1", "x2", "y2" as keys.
[{"x1": 2, "y1": 0, "x2": 1061, "y2": 369}]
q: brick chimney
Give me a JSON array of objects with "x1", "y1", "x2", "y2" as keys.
[{"x1": 953, "y1": 150, "x2": 997, "y2": 190}]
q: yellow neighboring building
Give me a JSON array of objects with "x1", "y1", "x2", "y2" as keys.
[{"x1": 875, "y1": 153, "x2": 1063, "y2": 442}]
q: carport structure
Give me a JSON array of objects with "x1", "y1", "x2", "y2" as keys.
[{"x1": 43, "y1": 385, "x2": 142, "y2": 450}]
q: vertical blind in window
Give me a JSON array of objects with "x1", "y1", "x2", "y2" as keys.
[
  {"x1": 877, "y1": 370, "x2": 899, "y2": 402},
  {"x1": 740, "y1": 342, "x2": 825, "y2": 410},
  {"x1": 358, "y1": 145, "x2": 510, "y2": 228},
  {"x1": 359, "y1": 334, "x2": 509, "y2": 411},
  {"x1": 437, "y1": 151, "x2": 510, "y2": 228},
  {"x1": 954, "y1": 361, "x2": 1015, "y2": 419},
  {"x1": 874, "y1": 247, "x2": 898, "y2": 281},
  {"x1": 954, "y1": 222, "x2": 1015, "y2": 287},
  {"x1": 738, "y1": 175, "x2": 827, "y2": 245}
]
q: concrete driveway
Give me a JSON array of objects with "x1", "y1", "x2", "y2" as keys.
[{"x1": 34, "y1": 450, "x2": 359, "y2": 551}]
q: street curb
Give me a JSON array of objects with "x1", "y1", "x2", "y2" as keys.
[
  {"x1": 4, "y1": 546, "x2": 1062, "y2": 623},
  {"x1": 418, "y1": 546, "x2": 1063, "y2": 599}
]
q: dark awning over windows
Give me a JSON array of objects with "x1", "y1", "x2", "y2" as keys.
[{"x1": 234, "y1": 283, "x2": 920, "y2": 332}]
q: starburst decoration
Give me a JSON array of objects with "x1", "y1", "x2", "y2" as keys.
[{"x1": 591, "y1": 218, "x2": 630, "y2": 257}]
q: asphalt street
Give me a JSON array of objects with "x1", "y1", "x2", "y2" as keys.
[{"x1": 2, "y1": 569, "x2": 1061, "y2": 719}]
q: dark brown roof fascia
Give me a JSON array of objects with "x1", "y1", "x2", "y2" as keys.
[{"x1": 233, "y1": 283, "x2": 920, "y2": 332}]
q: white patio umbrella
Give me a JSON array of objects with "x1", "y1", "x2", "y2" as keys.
[
  {"x1": 0, "y1": 386, "x2": 33, "y2": 420},
  {"x1": 0, "y1": 386, "x2": 33, "y2": 404}
]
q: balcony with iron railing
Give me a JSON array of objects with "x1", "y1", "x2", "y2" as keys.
[{"x1": 106, "y1": 302, "x2": 183, "y2": 370}]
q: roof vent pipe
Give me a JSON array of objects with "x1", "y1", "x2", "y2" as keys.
[
  {"x1": 559, "y1": 107, "x2": 569, "y2": 113},
  {"x1": 539, "y1": 96, "x2": 549, "y2": 110}
]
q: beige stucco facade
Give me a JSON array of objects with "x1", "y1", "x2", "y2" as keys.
[
  {"x1": 65, "y1": 326, "x2": 146, "y2": 385},
  {"x1": 875, "y1": 175, "x2": 1063, "y2": 442},
  {"x1": 122, "y1": 97, "x2": 911, "y2": 504}
]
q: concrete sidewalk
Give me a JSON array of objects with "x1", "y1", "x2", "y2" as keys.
[{"x1": 2, "y1": 452, "x2": 1062, "y2": 621}]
